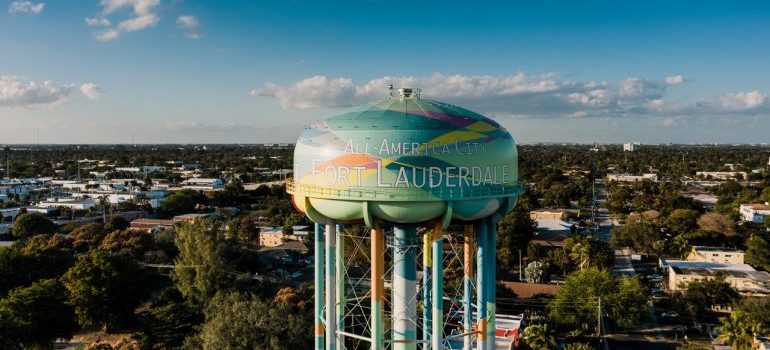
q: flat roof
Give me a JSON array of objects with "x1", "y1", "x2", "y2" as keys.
[
  {"x1": 693, "y1": 246, "x2": 744, "y2": 253},
  {"x1": 742, "y1": 203, "x2": 770, "y2": 210},
  {"x1": 668, "y1": 260, "x2": 755, "y2": 272}
]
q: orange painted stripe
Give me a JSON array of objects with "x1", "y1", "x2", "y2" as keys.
[
  {"x1": 432, "y1": 220, "x2": 442, "y2": 241},
  {"x1": 371, "y1": 221, "x2": 385, "y2": 300},
  {"x1": 315, "y1": 323, "x2": 325, "y2": 335},
  {"x1": 477, "y1": 318, "x2": 487, "y2": 340}
]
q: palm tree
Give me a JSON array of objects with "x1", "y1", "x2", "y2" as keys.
[
  {"x1": 522, "y1": 323, "x2": 556, "y2": 350},
  {"x1": 570, "y1": 242, "x2": 591, "y2": 270},
  {"x1": 717, "y1": 310, "x2": 755, "y2": 350}
]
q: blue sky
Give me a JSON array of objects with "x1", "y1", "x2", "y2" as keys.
[{"x1": 2, "y1": 0, "x2": 770, "y2": 144}]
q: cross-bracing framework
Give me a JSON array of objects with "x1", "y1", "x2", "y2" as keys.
[{"x1": 313, "y1": 219, "x2": 499, "y2": 350}]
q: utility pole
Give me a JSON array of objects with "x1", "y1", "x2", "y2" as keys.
[
  {"x1": 518, "y1": 249, "x2": 522, "y2": 281},
  {"x1": 597, "y1": 297, "x2": 602, "y2": 336}
]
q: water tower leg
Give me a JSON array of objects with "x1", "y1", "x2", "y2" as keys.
[
  {"x1": 423, "y1": 230, "x2": 432, "y2": 345},
  {"x1": 314, "y1": 223, "x2": 325, "y2": 350},
  {"x1": 392, "y1": 225, "x2": 417, "y2": 350},
  {"x1": 325, "y1": 222, "x2": 337, "y2": 350},
  {"x1": 475, "y1": 220, "x2": 489, "y2": 350},
  {"x1": 431, "y1": 221, "x2": 444, "y2": 350},
  {"x1": 485, "y1": 217, "x2": 497, "y2": 350},
  {"x1": 463, "y1": 224, "x2": 474, "y2": 350},
  {"x1": 370, "y1": 221, "x2": 385, "y2": 349},
  {"x1": 336, "y1": 224, "x2": 345, "y2": 350}
]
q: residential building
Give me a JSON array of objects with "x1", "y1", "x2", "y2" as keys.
[
  {"x1": 695, "y1": 171, "x2": 748, "y2": 180},
  {"x1": 130, "y1": 218, "x2": 175, "y2": 233},
  {"x1": 172, "y1": 213, "x2": 214, "y2": 223},
  {"x1": 687, "y1": 246, "x2": 745, "y2": 264},
  {"x1": 623, "y1": 142, "x2": 639, "y2": 152},
  {"x1": 180, "y1": 178, "x2": 224, "y2": 191},
  {"x1": 663, "y1": 259, "x2": 770, "y2": 295},
  {"x1": 530, "y1": 209, "x2": 572, "y2": 221},
  {"x1": 259, "y1": 226, "x2": 310, "y2": 247},
  {"x1": 739, "y1": 203, "x2": 770, "y2": 224},
  {"x1": 606, "y1": 173, "x2": 658, "y2": 182},
  {"x1": 37, "y1": 198, "x2": 96, "y2": 210}
]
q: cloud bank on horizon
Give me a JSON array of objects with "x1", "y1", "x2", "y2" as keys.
[
  {"x1": 0, "y1": 76, "x2": 101, "y2": 107},
  {"x1": 252, "y1": 73, "x2": 768, "y2": 121}
]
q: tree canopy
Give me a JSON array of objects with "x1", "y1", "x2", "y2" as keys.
[
  {"x1": 172, "y1": 220, "x2": 233, "y2": 305},
  {"x1": 548, "y1": 268, "x2": 648, "y2": 330},
  {"x1": 159, "y1": 189, "x2": 208, "y2": 217},
  {"x1": 611, "y1": 221, "x2": 660, "y2": 254},
  {"x1": 61, "y1": 250, "x2": 146, "y2": 330},
  {"x1": 0, "y1": 279, "x2": 78, "y2": 350},
  {"x1": 12, "y1": 212, "x2": 57, "y2": 239},
  {"x1": 497, "y1": 209, "x2": 537, "y2": 273},
  {"x1": 195, "y1": 292, "x2": 313, "y2": 350}
]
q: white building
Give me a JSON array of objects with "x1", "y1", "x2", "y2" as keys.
[
  {"x1": 739, "y1": 203, "x2": 770, "y2": 224},
  {"x1": 71, "y1": 190, "x2": 168, "y2": 208},
  {"x1": 663, "y1": 259, "x2": 770, "y2": 295},
  {"x1": 180, "y1": 178, "x2": 224, "y2": 191},
  {"x1": 606, "y1": 173, "x2": 658, "y2": 182},
  {"x1": 37, "y1": 198, "x2": 97, "y2": 210},
  {"x1": 695, "y1": 171, "x2": 748, "y2": 180},
  {"x1": 687, "y1": 246, "x2": 745, "y2": 264},
  {"x1": 623, "y1": 142, "x2": 639, "y2": 152}
]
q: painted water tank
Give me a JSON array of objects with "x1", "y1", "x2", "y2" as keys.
[{"x1": 289, "y1": 88, "x2": 523, "y2": 224}]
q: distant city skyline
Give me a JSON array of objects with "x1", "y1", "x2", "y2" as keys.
[{"x1": 2, "y1": 1, "x2": 770, "y2": 144}]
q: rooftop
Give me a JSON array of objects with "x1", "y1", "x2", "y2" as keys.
[
  {"x1": 742, "y1": 203, "x2": 770, "y2": 211},
  {"x1": 693, "y1": 246, "x2": 744, "y2": 253}
]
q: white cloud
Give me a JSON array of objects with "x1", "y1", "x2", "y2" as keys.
[
  {"x1": 88, "y1": 0, "x2": 160, "y2": 41},
  {"x1": 665, "y1": 75, "x2": 685, "y2": 85},
  {"x1": 717, "y1": 90, "x2": 767, "y2": 110},
  {"x1": 0, "y1": 75, "x2": 74, "y2": 107},
  {"x1": 85, "y1": 17, "x2": 111, "y2": 26},
  {"x1": 79, "y1": 83, "x2": 103, "y2": 100},
  {"x1": 0, "y1": 76, "x2": 103, "y2": 108},
  {"x1": 95, "y1": 29, "x2": 120, "y2": 41},
  {"x1": 117, "y1": 13, "x2": 159, "y2": 31},
  {"x1": 253, "y1": 72, "x2": 770, "y2": 121},
  {"x1": 176, "y1": 15, "x2": 201, "y2": 39},
  {"x1": 165, "y1": 120, "x2": 256, "y2": 132},
  {"x1": 8, "y1": 1, "x2": 44, "y2": 15}
]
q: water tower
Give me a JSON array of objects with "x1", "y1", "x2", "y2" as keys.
[{"x1": 288, "y1": 88, "x2": 523, "y2": 350}]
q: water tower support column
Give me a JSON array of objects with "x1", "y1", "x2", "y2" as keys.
[
  {"x1": 325, "y1": 222, "x2": 337, "y2": 350},
  {"x1": 314, "y1": 223, "x2": 325, "y2": 350},
  {"x1": 463, "y1": 224, "x2": 474, "y2": 350},
  {"x1": 370, "y1": 221, "x2": 385, "y2": 349},
  {"x1": 431, "y1": 221, "x2": 444, "y2": 350},
  {"x1": 485, "y1": 217, "x2": 497, "y2": 350},
  {"x1": 336, "y1": 224, "x2": 346, "y2": 350},
  {"x1": 423, "y1": 230, "x2": 432, "y2": 344},
  {"x1": 392, "y1": 225, "x2": 417, "y2": 350},
  {"x1": 475, "y1": 220, "x2": 489, "y2": 350}
]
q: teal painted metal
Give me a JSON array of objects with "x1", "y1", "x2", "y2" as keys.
[
  {"x1": 325, "y1": 223, "x2": 337, "y2": 350},
  {"x1": 476, "y1": 220, "x2": 489, "y2": 350},
  {"x1": 463, "y1": 225, "x2": 474, "y2": 350},
  {"x1": 423, "y1": 232, "x2": 432, "y2": 345},
  {"x1": 370, "y1": 223, "x2": 385, "y2": 349},
  {"x1": 393, "y1": 225, "x2": 417, "y2": 350},
  {"x1": 289, "y1": 96, "x2": 522, "y2": 224},
  {"x1": 431, "y1": 231, "x2": 444, "y2": 350},
  {"x1": 314, "y1": 223, "x2": 325, "y2": 350},
  {"x1": 486, "y1": 217, "x2": 497, "y2": 350},
  {"x1": 335, "y1": 224, "x2": 345, "y2": 350},
  {"x1": 290, "y1": 93, "x2": 524, "y2": 350}
]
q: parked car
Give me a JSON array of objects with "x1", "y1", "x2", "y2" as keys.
[{"x1": 661, "y1": 311, "x2": 679, "y2": 318}]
